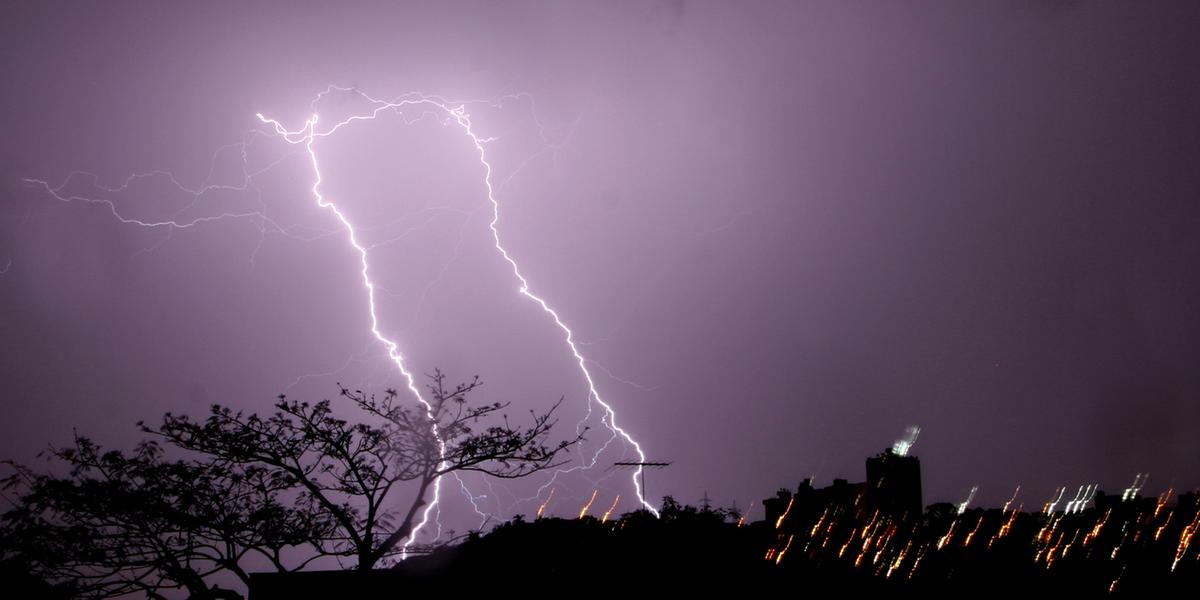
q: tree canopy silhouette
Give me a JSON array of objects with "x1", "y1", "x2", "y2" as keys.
[
  {"x1": 1, "y1": 370, "x2": 582, "y2": 598},
  {"x1": 141, "y1": 369, "x2": 581, "y2": 570},
  {"x1": 1, "y1": 435, "x2": 328, "y2": 599}
]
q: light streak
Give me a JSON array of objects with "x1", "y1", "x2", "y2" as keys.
[
  {"x1": 1065, "y1": 484, "x2": 1097, "y2": 514},
  {"x1": 989, "y1": 505, "x2": 1020, "y2": 549},
  {"x1": 1111, "y1": 528, "x2": 1127, "y2": 560},
  {"x1": 775, "y1": 534, "x2": 795, "y2": 564},
  {"x1": 1002, "y1": 485, "x2": 1021, "y2": 513},
  {"x1": 752, "y1": 480, "x2": 1196, "y2": 587},
  {"x1": 1084, "y1": 508, "x2": 1110, "y2": 547},
  {"x1": 839, "y1": 530, "x2": 856, "y2": 558},
  {"x1": 764, "y1": 532, "x2": 789, "y2": 562},
  {"x1": 775, "y1": 495, "x2": 795, "y2": 529},
  {"x1": 1037, "y1": 513, "x2": 1062, "y2": 546},
  {"x1": 810, "y1": 507, "x2": 832, "y2": 537},
  {"x1": 601, "y1": 494, "x2": 621, "y2": 523},
  {"x1": 1122, "y1": 473, "x2": 1148, "y2": 501},
  {"x1": 578, "y1": 489, "x2": 600, "y2": 519},
  {"x1": 1109, "y1": 565, "x2": 1125, "y2": 594},
  {"x1": 736, "y1": 501, "x2": 754, "y2": 527},
  {"x1": 536, "y1": 488, "x2": 556, "y2": 520},
  {"x1": 1059, "y1": 530, "x2": 1080, "y2": 559},
  {"x1": 1155, "y1": 510, "x2": 1174, "y2": 542},
  {"x1": 957, "y1": 485, "x2": 978, "y2": 515},
  {"x1": 907, "y1": 548, "x2": 926, "y2": 579},
  {"x1": 1174, "y1": 511, "x2": 1200, "y2": 571},
  {"x1": 892, "y1": 425, "x2": 920, "y2": 457},
  {"x1": 886, "y1": 541, "x2": 912, "y2": 578},
  {"x1": 1154, "y1": 487, "x2": 1174, "y2": 519},
  {"x1": 962, "y1": 515, "x2": 984, "y2": 547},
  {"x1": 1044, "y1": 486, "x2": 1067, "y2": 514},
  {"x1": 937, "y1": 519, "x2": 959, "y2": 550}
]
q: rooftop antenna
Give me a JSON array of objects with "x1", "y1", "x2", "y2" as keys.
[{"x1": 612, "y1": 461, "x2": 671, "y2": 510}]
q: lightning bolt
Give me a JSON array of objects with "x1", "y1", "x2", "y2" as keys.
[
  {"x1": 254, "y1": 112, "x2": 448, "y2": 555},
  {"x1": 454, "y1": 472, "x2": 491, "y2": 530},
  {"x1": 22, "y1": 85, "x2": 658, "y2": 553},
  {"x1": 257, "y1": 86, "x2": 656, "y2": 518}
]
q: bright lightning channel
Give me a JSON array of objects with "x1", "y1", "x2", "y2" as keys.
[
  {"x1": 23, "y1": 87, "x2": 657, "y2": 547},
  {"x1": 256, "y1": 112, "x2": 448, "y2": 556},
  {"x1": 257, "y1": 87, "x2": 657, "y2": 535}
]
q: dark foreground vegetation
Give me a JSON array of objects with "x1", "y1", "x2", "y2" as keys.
[
  {"x1": 251, "y1": 491, "x2": 1200, "y2": 598},
  {"x1": 2, "y1": 373, "x2": 1196, "y2": 597},
  {"x1": 1, "y1": 372, "x2": 581, "y2": 599}
]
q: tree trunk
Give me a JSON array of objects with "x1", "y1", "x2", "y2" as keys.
[{"x1": 363, "y1": 475, "x2": 434, "y2": 567}]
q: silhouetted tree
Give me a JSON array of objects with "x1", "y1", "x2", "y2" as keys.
[
  {"x1": 141, "y1": 370, "x2": 582, "y2": 570},
  {"x1": 656, "y1": 495, "x2": 736, "y2": 525},
  {"x1": 1, "y1": 435, "x2": 330, "y2": 599},
  {"x1": 1, "y1": 370, "x2": 579, "y2": 597}
]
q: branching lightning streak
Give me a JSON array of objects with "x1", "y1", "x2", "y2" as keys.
[
  {"x1": 586, "y1": 359, "x2": 661, "y2": 392},
  {"x1": 257, "y1": 87, "x2": 655, "y2": 516},
  {"x1": 450, "y1": 103, "x2": 658, "y2": 515},
  {"x1": 23, "y1": 85, "x2": 656, "y2": 547},
  {"x1": 454, "y1": 472, "x2": 490, "y2": 529},
  {"x1": 256, "y1": 113, "x2": 449, "y2": 555},
  {"x1": 283, "y1": 343, "x2": 374, "y2": 395}
]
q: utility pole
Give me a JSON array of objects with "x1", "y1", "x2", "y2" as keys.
[{"x1": 612, "y1": 461, "x2": 671, "y2": 511}]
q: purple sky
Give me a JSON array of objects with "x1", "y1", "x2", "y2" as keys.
[{"x1": 3, "y1": 1, "x2": 1199, "y2": 532}]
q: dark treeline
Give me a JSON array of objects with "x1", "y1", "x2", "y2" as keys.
[
  {"x1": 0, "y1": 372, "x2": 580, "y2": 599},
  {"x1": 3, "y1": 378, "x2": 1198, "y2": 597},
  {"x1": 248, "y1": 488, "x2": 1200, "y2": 597}
]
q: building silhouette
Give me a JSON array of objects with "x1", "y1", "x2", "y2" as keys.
[
  {"x1": 765, "y1": 447, "x2": 923, "y2": 526},
  {"x1": 865, "y1": 447, "x2": 922, "y2": 518}
]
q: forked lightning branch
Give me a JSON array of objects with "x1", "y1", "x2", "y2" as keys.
[{"x1": 25, "y1": 87, "x2": 658, "y2": 553}]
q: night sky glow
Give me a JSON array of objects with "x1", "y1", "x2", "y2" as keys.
[{"x1": 3, "y1": 1, "x2": 1200, "y2": 543}]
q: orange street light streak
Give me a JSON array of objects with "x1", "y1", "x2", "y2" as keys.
[
  {"x1": 536, "y1": 488, "x2": 556, "y2": 520},
  {"x1": 601, "y1": 494, "x2": 621, "y2": 523},
  {"x1": 578, "y1": 490, "x2": 600, "y2": 519}
]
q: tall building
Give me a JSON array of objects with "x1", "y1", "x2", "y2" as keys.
[
  {"x1": 764, "y1": 448, "x2": 923, "y2": 527},
  {"x1": 865, "y1": 447, "x2": 923, "y2": 518}
]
